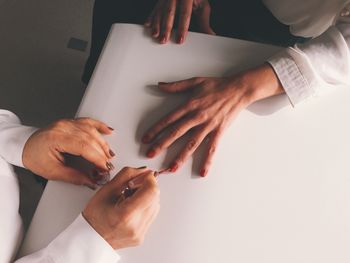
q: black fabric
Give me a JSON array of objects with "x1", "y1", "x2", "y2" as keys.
[{"x1": 82, "y1": 0, "x2": 308, "y2": 84}]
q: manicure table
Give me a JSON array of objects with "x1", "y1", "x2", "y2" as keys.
[{"x1": 19, "y1": 24, "x2": 350, "y2": 263}]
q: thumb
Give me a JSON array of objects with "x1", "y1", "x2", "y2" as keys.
[
  {"x1": 158, "y1": 77, "x2": 205, "y2": 93},
  {"x1": 52, "y1": 165, "x2": 98, "y2": 190},
  {"x1": 194, "y1": 2, "x2": 216, "y2": 35}
]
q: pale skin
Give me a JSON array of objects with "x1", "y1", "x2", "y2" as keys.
[
  {"x1": 142, "y1": 64, "x2": 284, "y2": 176},
  {"x1": 143, "y1": 1, "x2": 286, "y2": 176},
  {"x1": 83, "y1": 167, "x2": 160, "y2": 249},
  {"x1": 22, "y1": 119, "x2": 160, "y2": 249},
  {"x1": 22, "y1": 118, "x2": 116, "y2": 189}
]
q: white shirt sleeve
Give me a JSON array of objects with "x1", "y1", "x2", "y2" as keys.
[
  {"x1": 267, "y1": 22, "x2": 350, "y2": 106},
  {"x1": 0, "y1": 109, "x2": 120, "y2": 262},
  {"x1": 0, "y1": 110, "x2": 37, "y2": 167},
  {"x1": 15, "y1": 214, "x2": 120, "y2": 263}
]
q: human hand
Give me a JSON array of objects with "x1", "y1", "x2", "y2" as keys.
[
  {"x1": 22, "y1": 118, "x2": 115, "y2": 189},
  {"x1": 142, "y1": 64, "x2": 284, "y2": 176},
  {"x1": 83, "y1": 167, "x2": 160, "y2": 249},
  {"x1": 144, "y1": 0, "x2": 215, "y2": 44}
]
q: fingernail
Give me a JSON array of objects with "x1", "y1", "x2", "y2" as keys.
[
  {"x1": 137, "y1": 166, "x2": 147, "y2": 169},
  {"x1": 158, "y1": 82, "x2": 168, "y2": 85},
  {"x1": 160, "y1": 36, "x2": 166, "y2": 44},
  {"x1": 170, "y1": 163, "x2": 178, "y2": 173},
  {"x1": 200, "y1": 169, "x2": 207, "y2": 177},
  {"x1": 108, "y1": 126, "x2": 114, "y2": 131},
  {"x1": 178, "y1": 36, "x2": 184, "y2": 44},
  {"x1": 106, "y1": 161, "x2": 115, "y2": 171},
  {"x1": 147, "y1": 150, "x2": 156, "y2": 158},
  {"x1": 109, "y1": 149, "x2": 116, "y2": 157}
]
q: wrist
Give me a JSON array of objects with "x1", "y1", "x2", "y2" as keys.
[{"x1": 239, "y1": 63, "x2": 285, "y2": 105}]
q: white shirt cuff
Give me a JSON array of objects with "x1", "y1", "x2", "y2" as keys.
[
  {"x1": 0, "y1": 110, "x2": 37, "y2": 167},
  {"x1": 46, "y1": 214, "x2": 120, "y2": 263},
  {"x1": 267, "y1": 49, "x2": 316, "y2": 107}
]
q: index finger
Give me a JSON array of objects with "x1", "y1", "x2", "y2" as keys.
[{"x1": 177, "y1": 0, "x2": 193, "y2": 43}]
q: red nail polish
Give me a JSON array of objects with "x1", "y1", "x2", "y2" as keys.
[
  {"x1": 170, "y1": 163, "x2": 178, "y2": 173},
  {"x1": 109, "y1": 149, "x2": 116, "y2": 157},
  {"x1": 147, "y1": 150, "x2": 156, "y2": 158},
  {"x1": 108, "y1": 126, "x2": 114, "y2": 131},
  {"x1": 178, "y1": 36, "x2": 184, "y2": 44},
  {"x1": 200, "y1": 169, "x2": 207, "y2": 177},
  {"x1": 106, "y1": 161, "x2": 115, "y2": 170}
]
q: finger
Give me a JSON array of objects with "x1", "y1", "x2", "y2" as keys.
[
  {"x1": 195, "y1": 2, "x2": 216, "y2": 35},
  {"x1": 152, "y1": 9, "x2": 161, "y2": 38},
  {"x1": 177, "y1": 0, "x2": 193, "y2": 43},
  {"x1": 59, "y1": 134, "x2": 112, "y2": 171},
  {"x1": 76, "y1": 122, "x2": 115, "y2": 159},
  {"x1": 169, "y1": 124, "x2": 212, "y2": 172},
  {"x1": 158, "y1": 77, "x2": 204, "y2": 93},
  {"x1": 159, "y1": 0, "x2": 176, "y2": 44},
  {"x1": 121, "y1": 173, "x2": 159, "y2": 211},
  {"x1": 144, "y1": 8, "x2": 155, "y2": 27},
  {"x1": 51, "y1": 165, "x2": 98, "y2": 190},
  {"x1": 76, "y1": 118, "x2": 113, "y2": 135},
  {"x1": 146, "y1": 115, "x2": 204, "y2": 158},
  {"x1": 200, "y1": 126, "x2": 224, "y2": 177},
  {"x1": 109, "y1": 166, "x2": 152, "y2": 188},
  {"x1": 142, "y1": 103, "x2": 194, "y2": 144}
]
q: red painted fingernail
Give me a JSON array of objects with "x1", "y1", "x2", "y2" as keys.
[
  {"x1": 200, "y1": 169, "x2": 207, "y2": 177},
  {"x1": 170, "y1": 163, "x2": 178, "y2": 173},
  {"x1": 109, "y1": 149, "x2": 116, "y2": 157},
  {"x1": 108, "y1": 126, "x2": 114, "y2": 131},
  {"x1": 106, "y1": 161, "x2": 115, "y2": 171},
  {"x1": 147, "y1": 150, "x2": 156, "y2": 158},
  {"x1": 178, "y1": 36, "x2": 184, "y2": 44}
]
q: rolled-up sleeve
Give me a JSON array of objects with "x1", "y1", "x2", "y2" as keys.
[
  {"x1": 268, "y1": 21, "x2": 350, "y2": 106},
  {"x1": 0, "y1": 110, "x2": 37, "y2": 167}
]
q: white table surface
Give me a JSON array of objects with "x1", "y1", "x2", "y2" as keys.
[{"x1": 20, "y1": 24, "x2": 350, "y2": 262}]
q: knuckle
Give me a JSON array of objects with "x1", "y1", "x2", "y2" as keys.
[
  {"x1": 186, "y1": 99, "x2": 198, "y2": 109},
  {"x1": 209, "y1": 145, "x2": 216, "y2": 155},
  {"x1": 52, "y1": 119, "x2": 69, "y2": 129},
  {"x1": 195, "y1": 111, "x2": 207, "y2": 122},
  {"x1": 186, "y1": 139, "x2": 197, "y2": 151},
  {"x1": 165, "y1": 6, "x2": 174, "y2": 16},
  {"x1": 78, "y1": 138, "x2": 89, "y2": 150}
]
